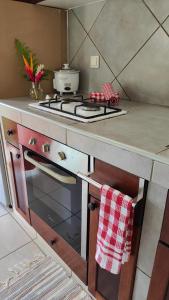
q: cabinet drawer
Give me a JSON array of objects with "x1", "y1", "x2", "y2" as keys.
[
  {"x1": 30, "y1": 210, "x2": 87, "y2": 284},
  {"x1": 160, "y1": 192, "x2": 169, "y2": 245},
  {"x1": 2, "y1": 117, "x2": 19, "y2": 148}
]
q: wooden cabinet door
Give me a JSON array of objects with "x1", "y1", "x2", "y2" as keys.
[
  {"x1": 2, "y1": 117, "x2": 19, "y2": 148},
  {"x1": 88, "y1": 196, "x2": 144, "y2": 300},
  {"x1": 88, "y1": 159, "x2": 146, "y2": 300},
  {"x1": 7, "y1": 143, "x2": 30, "y2": 223},
  {"x1": 160, "y1": 192, "x2": 169, "y2": 245},
  {"x1": 147, "y1": 243, "x2": 169, "y2": 300}
]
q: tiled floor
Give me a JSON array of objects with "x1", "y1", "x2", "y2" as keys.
[
  {"x1": 0, "y1": 204, "x2": 44, "y2": 283},
  {"x1": 0, "y1": 205, "x2": 8, "y2": 217},
  {"x1": 0, "y1": 203, "x2": 93, "y2": 299}
]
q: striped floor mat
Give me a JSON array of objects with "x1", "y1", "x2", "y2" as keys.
[{"x1": 0, "y1": 256, "x2": 91, "y2": 300}]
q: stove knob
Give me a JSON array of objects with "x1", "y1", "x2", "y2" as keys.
[
  {"x1": 7, "y1": 129, "x2": 14, "y2": 136},
  {"x1": 58, "y1": 151, "x2": 66, "y2": 161},
  {"x1": 29, "y1": 138, "x2": 37, "y2": 145},
  {"x1": 42, "y1": 144, "x2": 50, "y2": 153}
]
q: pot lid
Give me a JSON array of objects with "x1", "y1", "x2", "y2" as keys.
[{"x1": 54, "y1": 63, "x2": 80, "y2": 74}]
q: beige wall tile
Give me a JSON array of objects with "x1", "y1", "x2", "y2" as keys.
[
  {"x1": 144, "y1": 0, "x2": 169, "y2": 23},
  {"x1": 118, "y1": 28, "x2": 169, "y2": 107}
]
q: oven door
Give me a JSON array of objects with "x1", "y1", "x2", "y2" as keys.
[{"x1": 23, "y1": 148, "x2": 88, "y2": 260}]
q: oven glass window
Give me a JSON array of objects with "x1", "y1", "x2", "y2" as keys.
[{"x1": 25, "y1": 152, "x2": 82, "y2": 254}]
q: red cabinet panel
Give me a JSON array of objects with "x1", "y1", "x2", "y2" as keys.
[
  {"x1": 2, "y1": 117, "x2": 19, "y2": 148},
  {"x1": 7, "y1": 143, "x2": 30, "y2": 223},
  {"x1": 160, "y1": 192, "x2": 169, "y2": 245},
  {"x1": 88, "y1": 159, "x2": 146, "y2": 300},
  {"x1": 147, "y1": 243, "x2": 169, "y2": 300}
]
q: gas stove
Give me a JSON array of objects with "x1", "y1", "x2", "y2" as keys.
[{"x1": 29, "y1": 95, "x2": 127, "y2": 123}]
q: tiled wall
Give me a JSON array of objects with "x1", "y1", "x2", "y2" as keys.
[{"x1": 69, "y1": 0, "x2": 169, "y2": 106}]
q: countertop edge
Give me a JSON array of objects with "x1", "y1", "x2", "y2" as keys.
[{"x1": 1, "y1": 100, "x2": 169, "y2": 168}]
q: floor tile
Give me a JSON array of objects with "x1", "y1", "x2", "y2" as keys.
[
  {"x1": 0, "y1": 214, "x2": 31, "y2": 259},
  {"x1": 0, "y1": 241, "x2": 44, "y2": 282},
  {"x1": 0, "y1": 204, "x2": 8, "y2": 217}
]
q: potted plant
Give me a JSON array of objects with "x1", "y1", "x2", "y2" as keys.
[{"x1": 15, "y1": 39, "x2": 49, "y2": 100}]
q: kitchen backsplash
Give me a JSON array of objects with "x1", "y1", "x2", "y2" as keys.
[{"x1": 69, "y1": 0, "x2": 169, "y2": 106}]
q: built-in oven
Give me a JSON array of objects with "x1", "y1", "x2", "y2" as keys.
[{"x1": 17, "y1": 125, "x2": 90, "y2": 283}]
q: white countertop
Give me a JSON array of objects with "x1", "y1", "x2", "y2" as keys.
[{"x1": 0, "y1": 97, "x2": 169, "y2": 170}]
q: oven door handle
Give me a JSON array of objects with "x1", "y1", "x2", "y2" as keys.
[{"x1": 24, "y1": 150, "x2": 77, "y2": 185}]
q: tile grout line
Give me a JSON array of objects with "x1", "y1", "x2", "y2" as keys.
[
  {"x1": 70, "y1": 10, "x2": 116, "y2": 86},
  {"x1": 161, "y1": 15, "x2": 169, "y2": 38},
  {"x1": 69, "y1": 2, "x2": 107, "y2": 64},
  {"x1": 69, "y1": 28, "x2": 88, "y2": 64},
  {"x1": 142, "y1": 0, "x2": 169, "y2": 38},
  {"x1": 70, "y1": 3, "x2": 114, "y2": 74},
  {"x1": 69, "y1": 2, "x2": 162, "y2": 102},
  {"x1": 0, "y1": 240, "x2": 33, "y2": 263},
  {"x1": 137, "y1": 266, "x2": 151, "y2": 279},
  {"x1": 74, "y1": 0, "x2": 106, "y2": 36},
  {"x1": 0, "y1": 212, "x2": 8, "y2": 218},
  {"x1": 142, "y1": 0, "x2": 164, "y2": 26},
  {"x1": 116, "y1": 1, "x2": 169, "y2": 79},
  {"x1": 8, "y1": 209, "x2": 37, "y2": 242},
  {"x1": 116, "y1": 25, "x2": 160, "y2": 79}
]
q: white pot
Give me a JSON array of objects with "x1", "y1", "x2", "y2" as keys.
[{"x1": 53, "y1": 64, "x2": 80, "y2": 95}]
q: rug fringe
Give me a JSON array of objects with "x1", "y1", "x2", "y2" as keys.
[{"x1": 0, "y1": 255, "x2": 44, "y2": 290}]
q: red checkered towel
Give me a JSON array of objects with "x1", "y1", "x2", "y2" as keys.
[
  {"x1": 95, "y1": 185, "x2": 134, "y2": 274},
  {"x1": 102, "y1": 82, "x2": 120, "y2": 105},
  {"x1": 89, "y1": 92, "x2": 105, "y2": 101}
]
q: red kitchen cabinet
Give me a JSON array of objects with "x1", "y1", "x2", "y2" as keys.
[
  {"x1": 2, "y1": 117, "x2": 19, "y2": 148},
  {"x1": 1, "y1": 117, "x2": 30, "y2": 222},
  {"x1": 160, "y1": 192, "x2": 169, "y2": 245},
  {"x1": 7, "y1": 143, "x2": 30, "y2": 223},
  {"x1": 148, "y1": 191, "x2": 169, "y2": 300},
  {"x1": 88, "y1": 159, "x2": 146, "y2": 300},
  {"x1": 147, "y1": 243, "x2": 169, "y2": 300}
]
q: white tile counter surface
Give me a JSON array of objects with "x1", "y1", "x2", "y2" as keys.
[{"x1": 0, "y1": 97, "x2": 169, "y2": 180}]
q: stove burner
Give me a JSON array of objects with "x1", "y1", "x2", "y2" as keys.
[
  {"x1": 33, "y1": 94, "x2": 125, "y2": 123},
  {"x1": 81, "y1": 105, "x2": 100, "y2": 111}
]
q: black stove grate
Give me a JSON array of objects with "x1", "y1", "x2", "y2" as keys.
[{"x1": 39, "y1": 96, "x2": 122, "y2": 120}]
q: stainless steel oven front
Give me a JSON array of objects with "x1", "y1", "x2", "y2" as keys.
[{"x1": 17, "y1": 125, "x2": 90, "y2": 260}]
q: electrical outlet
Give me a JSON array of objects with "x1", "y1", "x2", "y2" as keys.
[{"x1": 90, "y1": 56, "x2": 100, "y2": 69}]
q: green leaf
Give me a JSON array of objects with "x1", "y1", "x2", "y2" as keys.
[
  {"x1": 14, "y1": 39, "x2": 49, "y2": 81},
  {"x1": 15, "y1": 39, "x2": 38, "y2": 71}
]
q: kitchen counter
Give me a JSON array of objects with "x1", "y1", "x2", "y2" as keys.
[
  {"x1": 0, "y1": 97, "x2": 169, "y2": 181},
  {"x1": 1, "y1": 97, "x2": 168, "y2": 300}
]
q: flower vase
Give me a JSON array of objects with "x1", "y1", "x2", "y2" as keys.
[{"x1": 29, "y1": 82, "x2": 44, "y2": 101}]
